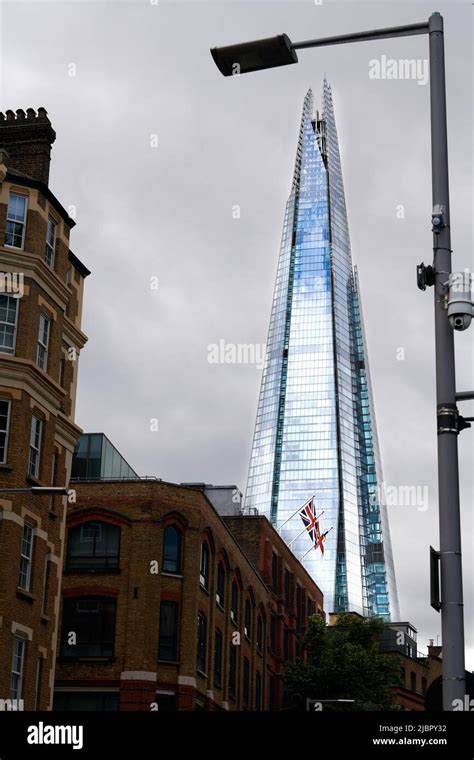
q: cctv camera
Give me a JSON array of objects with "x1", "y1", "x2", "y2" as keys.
[{"x1": 447, "y1": 273, "x2": 473, "y2": 331}]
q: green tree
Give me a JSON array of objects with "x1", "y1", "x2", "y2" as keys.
[{"x1": 283, "y1": 613, "x2": 401, "y2": 711}]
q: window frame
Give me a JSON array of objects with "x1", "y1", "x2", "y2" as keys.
[
  {"x1": 162, "y1": 524, "x2": 182, "y2": 575},
  {"x1": 216, "y1": 561, "x2": 226, "y2": 607},
  {"x1": 19, "y1": 521, "x2": 34, "y2": 591},
  {"x1": 0, "y1": 294, "x2": 19, "y2": 356},
  {"x1": 5, "y1": 192, "x2": 28, "y2": 250},
  {"x1": 199, "y1": 542, "x2": 209, "y2": 590},
  {"x1": 61, "y1": 596, "x2": 117, "y2": 658},
  {"x1": 158, "y1": 600, "x2": 179, "y2": 662},
  {"x1": 230, "y1": 581, "x2": 239, "y2": 625},
  {"x1": 0, "y1": 397, "x2": 11, "y2": 464},
  {"x1": 28, "y1": 415, "x2": 43, "y2": 478},
  {"x1": 66, "y1": 520, "x2": 121, "y2": 571},
  {"x1": 10, "y1": 637, "x2": 26, "y2": 701},
  {"x1": 36, "y1": 312, "x2": 51, "y2": 371},
  {"x1": 213, "y1": 628, "x2": 223, "y2": 689},
  {"x1": 244, "y1": 599, "x2": 252, "y2": 641},
  {"x1": 196, "y1": 612, "x2": 207, "y2": 674},
  {"x1": 243, "y1": 657, "x2": 250, "y2": 708},
  {"x1": 45, "y1": 215, "x2": 57, "y2": 267}
]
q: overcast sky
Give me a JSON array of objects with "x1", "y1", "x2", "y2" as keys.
[{"x1": 1, "y1": 0, "x2": 472, "y2": 667}]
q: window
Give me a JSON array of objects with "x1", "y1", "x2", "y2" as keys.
[
  {"x1": 10, "y1": 638, "x2": 26, "y2": 700},
  {"x1": 214, "y1": 629, "x2": 223, "y2": 689},
  {"x1": 49, "y1": 450, "x2": 59, "y2": 512},
  {"x1": 228, "y1": 644, "x2": 237, "y2": 699},
  {"x1": 53, "y1": 692, "x2": 119, "y2": 711},
  {"x1": 0, "y1": 399, "x2": 11, "y2": 463},
  {"x1": 270, "y1": 611, "x2": 277, "y2": 653},
  {"x1": 283, "y1": 625, "x2": 289, "y2": 661},
  {"x1": 5, "y1": 192, "x2": 27, "y2": 248},
  {"x1": 19, "y1": 521, "x2": 34, "y2": 591},
  {"x1": 271, "y1": 552, "x2": 278, "y2": 592},
  {"x1": 66, "y1": 521, "x2": 120, "y2": 570},
  {"x1": 284, "y1": 568, "x2": 291, "y2": 609},
  {"x1": 216, "y1": 561, "x2": 225, "y2": 607},
  {"x1": 410, "y1": 672, "x2": 417, "y2": 693},
  {"x1": 196, "y1": 613, "x2": 207, "y2": 673},
  {"x1": 162, "y1": 524, "x2": 182, "y2": 574},
  {"x1": 199, "y1": 542, "x2": 209, "y2": 589},
  {"x1": 158, "y1": 601, "x2": 179, "y2": 661},
  {"x1": 421, "y1": 677, "x2": 427, "y2": 695},
  {"x1": 244, "y1": 599, "x2": 252, "y2": 640},
  {"x1": 255, "y1": 671, "x2": 262, "y2": 711},
  {"x1": 28, "y1": 415, "x2": 42, "y2": 477},
  {"x1": 307, "y1": 597, "x2": 314, "y2": 619},
  {"x1": 0, "y1": 295, "x2": 18, "y2": 355},
  {"x1": 59, "y1": 356, "x2": 65, "y2": 387},
  {"x1": 296, "y1": 585, "x2": 302, "y2": 634},
  {"x1": 256, "y1": 614, "x2": 263, "y2": 653},
  {"x1": 268, "y1": 672, "x2": 276, "y2": 710},
  {"x1": 45, "y1": 216, "x2": 57, "y2": 267},
  {"x1": 243, "y1": 657, "x2": 250, "y2": 708},
  {"x1": 61, "y1": 597, "x2": 117, "y2": 657},
  {"x1": 41, "y1": 557, "x2": 51, "y2": 615},
  {"x1": 230, "y1": 581, "x2": 238, "y2": 624},
  {"x1": 36, "y1": 313, "x2": 51, "y2": 371}
]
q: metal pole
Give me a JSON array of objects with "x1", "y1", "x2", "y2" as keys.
[{"x1": 429, "y1": 12, "x2": 465, "y2": 709}]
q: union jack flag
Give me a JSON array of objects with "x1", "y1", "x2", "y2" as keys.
[{"x1": 299, "y1": 498, "x2": 318, "y2": 545}]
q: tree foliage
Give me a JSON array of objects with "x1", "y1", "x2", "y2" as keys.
[{"x1": 283, "y1": 613, "x2": 401, "y2": 711}]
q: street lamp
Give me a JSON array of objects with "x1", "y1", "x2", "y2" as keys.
[{"x1": 211, "y1": 13, "x2": 468, "y2": 711}]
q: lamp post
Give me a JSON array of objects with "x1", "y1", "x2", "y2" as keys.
[{"x1": 211, "y1": 12, "x2": 467, "y2": 710}]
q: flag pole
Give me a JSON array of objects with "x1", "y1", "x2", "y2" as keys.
[{"x1": 277, "y1": 495, "x2": 316, "y2": 532}]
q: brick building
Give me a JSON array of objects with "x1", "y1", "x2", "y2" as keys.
[
  {"x1": 379, "y1": 623, "x2": 443, "y2": 710},
  {"x1": 0, "y1": 108, "x2": 89, "y2": 709},
  {"x1": 54, "y1": 445, "x2": 324, "y2": 711}
]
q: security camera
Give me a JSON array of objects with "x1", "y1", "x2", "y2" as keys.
[{"x1": 447, "y1": 272, "x2": 473, "y2": 331}]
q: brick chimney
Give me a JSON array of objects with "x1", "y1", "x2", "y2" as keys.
[{"x1": 0, "y1": 107, "x2": 56, "y2": 185}]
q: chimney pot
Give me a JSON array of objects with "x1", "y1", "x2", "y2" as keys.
[
  {"x1": 16, "y1": 109, "x2": 26, "y2": 120},
  {"x1": 5, "y1": 110, "x2": 15, "y2": 121},
  {"x1": 26, "y1": 108, "x2": 36, "y2": 119},
  {"x1": 37, "y1": 107, "x2": 48, "y2": 119}
]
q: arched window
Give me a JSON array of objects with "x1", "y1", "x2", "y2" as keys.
[
  {"x1": 200, "y1": 542, "x2": 210, "y2": 589},
  {"x1": 162, "y1": 524, "x2": 182, "y2": 574},
  {"x1": 255, "y1": 671, "x2": 262, "y2": 711},
  {"x1": 67, "y1": 521, "x2": 120, "y2": 570},
  {"x1": 421, "y1": 677, "x2": 427, "y2": 695},
  {"x1": 231, "y1": 581, "x2": 239, "y2": 624},
  {"x1": 410, "y1": 671, "x2": 417, "y2": 693},
  {"x1": 196, "y1": 612, "x2": 207, "y2": 673},
  {"x1": 257, "y1": 614, "x2": 264, "y2": 653},
  {"x1": 244, "y1": 599, "x2": 252, "y2": 640},
  {"x1": 216, "y1": 561, "x2": 226, "y2": 607}
]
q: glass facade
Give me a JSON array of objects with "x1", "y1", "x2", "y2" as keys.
[
  {"x1": 71, "y1": 433, "x2": 138, "y2": 480},
  {"x1": 245, "y1": 83, "x2": 399, "y2": 620}
]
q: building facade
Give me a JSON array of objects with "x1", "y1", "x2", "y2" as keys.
[
  {"x1": 0, "y1": 108, "x2": 89, "y2": 709},
  {"x1": 244, "y1": 83, "x2": 399, "y2": 620},
  {"x1": 379, "y1": 623, "x2": 443, "y2": 711},
  {"x1": 54, "y1": 455, "x2": 324, "y2": 711}
]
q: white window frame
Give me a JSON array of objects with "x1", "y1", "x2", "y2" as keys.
[
  {"x1": 5, "y1": 192, "x2": 28, "y2": 250},
  {"x1": 36, "y1": 313, "x2": 51, "y2": 371},
  {"x1": 10, "y1": 638, "x2": 26, "y2": 701},
  {"x1": 19, "y1": 521, "x2": 34, "y2": 591},
  {"x1": 28, "y1": 415, "x2": 42, "y2": 478},
  {"x1": 0, "y1": 294, "x2": 19, "y2": 355},
  {"x1": 0, "y1": 397, "x2": 11, "y2": 464},
  {"x1": 45, "y1": 216, "x2": 57, "y2": 267}
]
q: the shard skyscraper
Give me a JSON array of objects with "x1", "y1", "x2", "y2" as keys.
[{"x1": 245, "y1": 82, "x2": 399, "y2": 620}]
